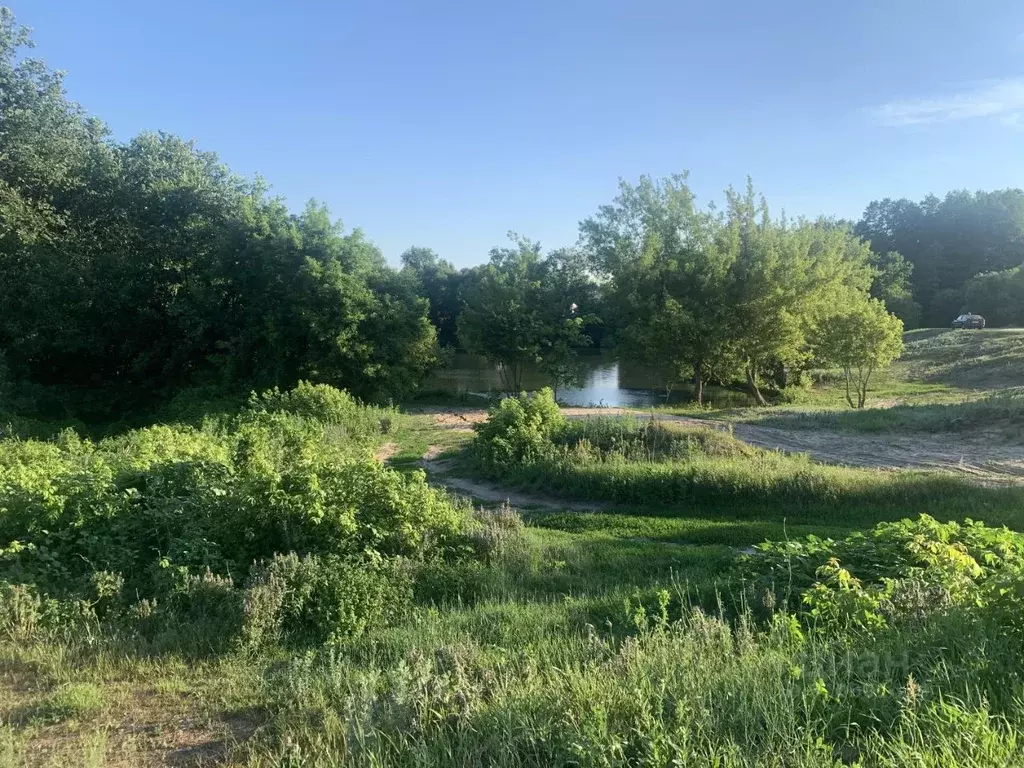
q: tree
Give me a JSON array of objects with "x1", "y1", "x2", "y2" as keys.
[
  {"x1": 399, "y1": 246, "x2": 464, "y2": 348},
  {"x1": 583, "y1": 175, "x2": 876, "y2": 407},
  {"x1": 813, "y1": 299, "x2": 904, "y2": 409},
  {"x1": 869, "y1": 250, "x2": 921, "y2": 328},
  {"x1": 964, "y1": 265, "x2": 1024, "y2": 327},
  {"x1": 856, "y1": 191, "x2": 1024, "y2": 326},
  {"x1": 457, "y1": 235, "x2": 592, "y2": 395},
  {"x1": 581, "y1": 174, "x2": 731, "y2": 406},
  {"x1": 0, "y1": 9, "x2": 440, "y2": 414},
  {"x1": 720, "y1": 183, "x2": 874, "y2": 405}
]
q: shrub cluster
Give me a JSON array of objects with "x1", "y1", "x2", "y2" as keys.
[
  {"x1": 737, "y1": 515, "x2": 1024, "y2": 634},
  {"x1": 471, "y1": 387, "x2": 564, "y2": 467},
  {"x1": 0, "y1": 384, "x2": 499, "y2": 652}
]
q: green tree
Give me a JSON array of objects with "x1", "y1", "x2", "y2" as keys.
[
  {"x1": 399, "y1": 246, "x2": 464, "y2": 348},
  {"x1": 964, "y1": 265, "x2": 1024, "y2": 327},
  {"x1": 0, "y1": 9, "x2": 440, "y2": 414},
  {"x1": 857, "y1": 190, "x2": 1024, "y2": 326},
  {"x1": 869, "y1": 250, "x2": 921, "y2": 328},
  {"x1": 457, "y1": 235, "x2": 592, "y2": 395},
  {"x1": 720, "y1": 183, "x2": 874, "y2": 405},
  {"x1": 581, "y1": 174, "x2": 731, "y2": 406},
  {"x1": 812, "y1": 299, "x2": 904, "y2": 408}
]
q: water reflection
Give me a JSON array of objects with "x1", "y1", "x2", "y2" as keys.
[{"x1": 430, "y1": 352, "x2": 668, "y2": 407}]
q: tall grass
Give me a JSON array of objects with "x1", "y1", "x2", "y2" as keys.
[{"x1": 468, "y1": 411, "x2": 1024, "y2": 528}]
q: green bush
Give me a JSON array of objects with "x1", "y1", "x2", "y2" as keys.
[
  {"x1": 244, "y1": 553, "x2": 413, "y2": 648},
  {"x1": 738, "y1": 515, "x2": 1024, "y2": 633},
  {"x1": 0, "y1": 383, "x2": 478, "y2": 651},
  {"x1": 471, "y1": 388, "x2": 563, "y2": 468},
  {"x1": 247, "y1": 380, "x2": 396, "y2": 442}
]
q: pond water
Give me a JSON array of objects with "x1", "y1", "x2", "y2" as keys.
[{"x1": 427, "y1": 352, "x2": 755, "y2": 408}]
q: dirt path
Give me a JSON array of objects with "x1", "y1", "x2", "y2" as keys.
[
  {"x1": 417, "y1": 445, "x2": 605, "y2": 510},
  {"x1": 417, "y1": 407, "x2": 1024, "y2": 483}
]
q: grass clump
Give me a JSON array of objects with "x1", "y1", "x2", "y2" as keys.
[
  {"x1": 34, "y1": 683, "x2": 105, "y2": 723},
  {"x1": 757, "y1": 389, "x2": 1024, "y2": 440}
]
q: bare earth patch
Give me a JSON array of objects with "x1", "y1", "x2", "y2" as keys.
[{"x1": 374, "y1": 442, "x2": 399, "y2": 462}]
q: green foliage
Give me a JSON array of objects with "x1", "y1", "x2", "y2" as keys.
[
  {"x1": 0, "y1": 384, "x2": 479, "y2": 652},
  {"x1": 457, "y1": 236, "x2": 594, "y2": 394},
  {"x1": 244, "y1": 553, "x2": 413, "y2": 648},
  {"x1": 399, "y1": 246, "x2": 465, "y2": 348},
  {"x1": 739, "y1": 515, "x2": 1024, "y2": 633},
  {"x1": 857, "y1": 190, "x2": 1024, "y2": 326},
  {"x1": 812, "y1": 298, "x2": 905, "y2": 408},
  {"x1": 554, "y1": 416, "x2": 756, "y2": 461},
  {"x1": 468, "y1": 408, "x2": 1023, "y2": 524},
  {"x1": 0, "y1": 12, "x2": 438, "y2": 417},
  {"x1": 582, "y1": 175, "x2": 876, "y2": 406},
  {"x1": 471, "y1": 388, "x2": 564, "y2": 468},
  {"x1": 870, "y1": 250, "x2": 922, "y2": 327},
  {"x1": 964, "y1": 264, "x2": 1024, "y2": 327}
]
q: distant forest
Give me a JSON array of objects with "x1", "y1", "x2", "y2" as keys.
[{"x1": 1, "y1": 8, "x2": 1022, "y2": 420}]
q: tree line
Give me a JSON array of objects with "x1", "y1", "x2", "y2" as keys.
[
  {"x1": 1, "y1": 7, "x2": 1021, "y2": 418},
  {"x1": 0, "y1": 11, "x2": 436, "y2": 418},
  {"x1": 446, "y1": 176, "x2": 903, "y2": 407}
]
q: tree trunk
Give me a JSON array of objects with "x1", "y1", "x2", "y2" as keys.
[
  {"x1": 843, "y1": 367, "x2": 856, "y2": 409},
  {"x1": 746, "y1": 361, "x2": 768, "y2": 407},
  {"x1": 858, "y1": 366, "x2": 873, "y2": 409},
  {"x1": 694, "y1": 363, "x2": 704, "y2": 407}
]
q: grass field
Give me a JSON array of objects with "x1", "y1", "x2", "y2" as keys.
[{"x1": 3, "y1": 332, "x2": 1024, "y2": 766}]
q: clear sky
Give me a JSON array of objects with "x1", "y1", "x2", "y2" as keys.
[{"x1": 15, "y1": 0, "x2": 1024, "y2": 267}]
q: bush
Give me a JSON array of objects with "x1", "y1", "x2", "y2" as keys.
[
  {"x1": 471, "y1": 388, "x2": 563, "y2": 468},
  {"x1": 0, "y1": 383, "x2": 477, "y2": 651},
  {"x1": 248, "y1": 381, "x2": 396, "y2": 442},
  {"x1": 737, "y1": 515, "x2": 1024, "y2": 633},
  {"x1": 244, "y1": 553, "x2": 413, "y2": 648}
]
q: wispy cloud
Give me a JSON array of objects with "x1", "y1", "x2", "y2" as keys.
[{"x1": 872, "y1": 78, "x2": 1024, "y2": 127}]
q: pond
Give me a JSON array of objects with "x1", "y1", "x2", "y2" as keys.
[{"x1": 428, "y1": 351, "x2": 753, "y2": 408}]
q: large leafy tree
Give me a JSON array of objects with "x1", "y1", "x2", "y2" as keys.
[
  {"x1": 399, "y1": 246, "x2": 465, "y2": 348},
  {"x1": 719, "y1": 183, "x2": 874, "y2": 405},
  {"x1": 457, "y1": 235, "x2": 592, "y2": 394},
  {"x1": 581, "y1": 174, "x2": 731, "y2": 405},
  {"x1": 0, "y1": 10, "x2": 438, "y2": 415}
]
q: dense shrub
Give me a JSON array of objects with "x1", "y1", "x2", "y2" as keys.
[
  {"x1": 0, "y1": 383, "x2": 483, "y2": 651},
  {"x1": 244, "y1": 553, "x2": 413, "y2": 648},
  {"x1": 247, "y1": 380, "x2": 398, "y2": 440},
  {"x1": 737, "y1": 515, "x2": 1024, "y2": 633},
  {"x1": 471, "y1": 388, "x2": 563, "y2": 468}
]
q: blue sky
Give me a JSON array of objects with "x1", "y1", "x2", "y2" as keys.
[{"x1": 16, "y1": 0, "x2": 1024, "y2": 267}]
